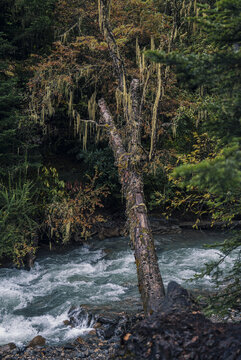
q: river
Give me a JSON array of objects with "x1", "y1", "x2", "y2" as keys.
[{"x1": 0, "y1": 230, "x2": 233, "y2": 346}]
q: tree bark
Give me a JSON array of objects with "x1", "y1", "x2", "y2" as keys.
[
  {"x1": 97, "y1": 0, "x2": 165, "y2": 315},
  {"x1": 98, "y1": 99, "x2": 165, "y2": 315}
]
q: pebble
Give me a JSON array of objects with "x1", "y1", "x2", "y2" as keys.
[
  {"x1": 0, "y1": 340, "x2": 119, "y2": 360},
  {"x1": 2, "y1": 296, "x2": 239, "y2": 360}
]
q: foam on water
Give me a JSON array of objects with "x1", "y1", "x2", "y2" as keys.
[
  {"x1": 0, "y1": 231, "x2": 236, "y2": 346},
  {"x1": 0, "y1": 310, "x2": 93, "y2": 346},
  {"x1": 159, "y1": 247, "x2": 222, "y2": 288}
]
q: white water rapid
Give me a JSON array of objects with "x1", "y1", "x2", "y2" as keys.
[{"x1": 0, "y1": 230, "x2": 235, "y2": 346}]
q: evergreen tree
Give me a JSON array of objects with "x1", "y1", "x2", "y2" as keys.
[
  {"x1": 0, "y1": 0, "x2": 56, "y2": 265},
  {"x1": 0, "y1": 34, "x2": 23, "y2": 175},
  {"x1": 147, "y1": 0, "x2": 241, "y2": 314}
]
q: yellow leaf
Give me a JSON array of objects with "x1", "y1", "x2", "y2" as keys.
[
  {"x1": 123, "y1": 333, "x2": 132, "y2": 341},
  {"x1": 5, "y1": 70, "x2": 15, "y2": 77}
]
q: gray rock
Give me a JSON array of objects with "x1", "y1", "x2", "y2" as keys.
[{"x1": 0, "y1": 342, "x2": 16, "y2": 354}]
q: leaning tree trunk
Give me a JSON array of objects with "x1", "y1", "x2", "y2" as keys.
[
  {"x1": 98, "y1": 99, "x2": 165, "y2": 315},
  {"x1": 97, "y1": 0, "x2": 165, "y2": 315}
]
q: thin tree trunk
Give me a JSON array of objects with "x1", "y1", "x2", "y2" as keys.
[{"x1": 98, "y1": 99, "x2": 165, "y2": 315}]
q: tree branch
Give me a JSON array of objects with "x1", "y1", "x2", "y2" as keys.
[
  {"x1": 128, "y1": 78, "x2": 141, "y2": 156},
  {"x1": 78, "y1": 119, "x2": 106, "y2": 127},
  {"x1": 99, "y1": 0, "x2": 126, "y2": 92},
  {"x1": 98, "y1": 98, "x2": 128, "y2": 162}
]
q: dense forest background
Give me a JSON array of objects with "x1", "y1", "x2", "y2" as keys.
[{"x1": 0, "y1": 0, "x2": 240, "y2": 315}]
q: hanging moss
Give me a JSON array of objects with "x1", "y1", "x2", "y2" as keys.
[
  {"x1": 151, "y1": 36, "x2": 155, "y2": 51},
  {"x1": 88, "y1": 91, "x2": 97, "y2": 122},
  {"x1": 115, "y1": 88, "x2": 122, "y2": 113},
  {"x1": 98, "y1": 0, "x2": 103, "y2": 30},
  {"x1": 136, "y1": 37, "x2": 141, "y2": 66},
  {"x1": 149, "y1": 64, "x2": 162, "y2": 160},
  {"x1": 83, "y1": 121, "x2": 88, "y2": 150},
  {"x1": 68, "y1": 91, "x2": 73, "y2": 116}
]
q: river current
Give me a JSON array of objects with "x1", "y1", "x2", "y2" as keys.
[{"x1": 0, "y1": 230, "x2": 234, "y2": 346}]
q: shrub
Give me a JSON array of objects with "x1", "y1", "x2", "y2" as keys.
[
  {"x1": 0, "y1": 179, "x2": 38, "y2": 266},
  {"x1": 44, "y1": 169, "x2": 109, "y2": 244}
]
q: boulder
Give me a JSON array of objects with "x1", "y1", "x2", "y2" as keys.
[
  {"x1": 68, "y1": 305, "x2": 94, "y2": 328},
  {"x1": 68, "y1": 305, "x2": 143, "y2": 342},
  {"x1": 116, "y1": 282, "x2": 241, "y2": 360},
  {"x1": 28, "y1": 335, "x2": 46, "y2": 347}
]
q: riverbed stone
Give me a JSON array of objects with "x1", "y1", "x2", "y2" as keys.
[
  {"x1": 88, "y1": 329, "x2": 97, "y2": 336},
  {"x1": 0, "y1": 343, "x2": 16, "y2": 355},
  {"x1": 1, "y1": 284, "x2": 240, "y2": 360},
  {"x1": 28, "y1": 335, "x2": 46, "y2": 347},
  {"x1": 75, "y1": 337, "x2": 89, "y2": 347},
  {"x1": 68, "y1": 305, "x2": 134, "y2": 342},
  {"x1": 97, "y1": 314, "x2": 120, "y2": 325},
  {"x1": 96, "y1": 324, "x2": 115, "y2": 339},
  {"x1": 63, "y1": 319, "x2": 71, "y2": 326},
  {"x1": 93, "y1": 322, "x2": 102, "y2": 329},
  {"x1": 68, "y1": 305, "x2": 94, "y2": 328}
]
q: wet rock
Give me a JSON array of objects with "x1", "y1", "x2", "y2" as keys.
[
  {"x1": 96, "y1": 324, "x2": 116, "y2": 339},
  {"x1": 89, "y1": 329, "x2": 97, "y2": 336},
  {"x1": 159, "y1": 281, "x2": 199, "y2": 314},
  {"x1": 73, "y1": 305, "x2": 131, "y2": 340},
  {"x1": 2, "y1": 283, "x2": 239, "y2": 360},
  {"x1": 64, "y1": 343, "x2": 75, "y2": 350},
  {"x1": 28, "y1": 335, "x2": 46, "y2": 347},
  {"x1": 75, "y1": 350, "x2": 87, "y2": 358},
  {"x1": 68, "y1": 305, "x2": 94, "y2": 328},
  {"x1": 97, "y1": 314, "x2": 120, "y2": 325},
  {"x1": 68, "y1": 305, "x2": 129, "y2": 341},
  {"x1": 116, "y1": 282, "x2": 241, "y2": 360},
  {"x1": 0, "y1": 343, "x2": 16, "y2": 355},
  {"x1": 93, "y1": 322, "x2": 102, "y2": 329},
  {"x1": 75, "y1": 337, "x2": 89, "y2": 347},
  {"x1": 63, "y1": 319, "x2": 71, "y2": 326},
  {"x1": 67, "y1": 304, "x2": 142, "y2": 357}
]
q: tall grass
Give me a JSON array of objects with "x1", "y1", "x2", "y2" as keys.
[{"x1": 0, "y1": 178, "x2": 38, "y2": 266}]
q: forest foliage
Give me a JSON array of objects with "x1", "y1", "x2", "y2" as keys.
[{"x1": 0, "y1": 0, "x2": 240, "y2": 314}]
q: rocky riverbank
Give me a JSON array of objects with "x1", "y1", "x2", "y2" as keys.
[
  {"x1": 2, "y1": 209, "x2": 239, "y2": 271},
  {"x1": 1, "y1": 282, "x2": 240, "y2": 360},
  {"x1": 89, "y1": 213, "x2": 182, "y2": 242},
  {"x1": 0, "y1": 307, "x2": 144, "y2": 360}
]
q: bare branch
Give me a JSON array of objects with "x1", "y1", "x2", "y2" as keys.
[
  {"x1": 99, "y1": 0, "x2": 126, "y2": 92},
  {"x1": 78, "y1": 119, "x2": 106, "y2": 127},
  {"x1": 59, "y1": 22, "x2": 80, "y2": 40}
]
